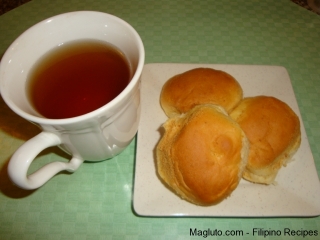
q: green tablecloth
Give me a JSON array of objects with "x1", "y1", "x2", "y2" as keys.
[{"x1": 0, "y1": 0, "x2": 319, "y2": 239}]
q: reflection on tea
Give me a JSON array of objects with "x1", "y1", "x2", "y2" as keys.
[{"x1": 27, "y1": 40, "x2": 130, "y2": 119}]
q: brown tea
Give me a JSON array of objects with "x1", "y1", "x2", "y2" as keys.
[{"x1": 27, "y1": 40, "x2": 131, "y2": 119}]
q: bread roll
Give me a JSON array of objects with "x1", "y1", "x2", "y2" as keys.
[
  {"x1": 160, "y1": 68, "x2": 243, "y2": 118},
  {"x1": 230, "y1": 96, "x2": 301, "y2": 184},
  {"x1": 156, "y1": 104, "x2": 249, "y2": 205}
]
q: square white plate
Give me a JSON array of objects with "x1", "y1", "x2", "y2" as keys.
[{"x1": 133, "y1": 63, "x2": 320, "y2": 217}]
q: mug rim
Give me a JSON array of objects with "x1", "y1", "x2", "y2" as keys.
[{"x1": 0, "y1": 11, "x2": 145, "y2": 125}]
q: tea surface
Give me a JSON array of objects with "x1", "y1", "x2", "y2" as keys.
[{"x1": 27, "y1": 40, "x2": 130, "y2": 119}]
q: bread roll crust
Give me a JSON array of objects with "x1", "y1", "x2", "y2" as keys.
[
  {"x1": 160, "y1": 68, "x2": 243, "y2": 118},
  {"x1": 156, "y1": 104, "x2": 249, "y2": 205},
  {"x1": 230, "y1": 96, "x2": 301, "y2": 184}
]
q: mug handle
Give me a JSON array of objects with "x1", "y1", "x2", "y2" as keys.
[{"x1": 8, "y1": 131, "x2": 83, "y2": 190}]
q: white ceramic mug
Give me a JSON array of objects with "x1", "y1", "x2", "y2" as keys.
[{"x1": 0, "y1": 11, "x2": 145, "y2": 190}]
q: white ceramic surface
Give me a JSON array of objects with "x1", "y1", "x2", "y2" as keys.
[
  {"x1": 133, "y1": 63, "x2": 320, "y2": 217},
  {"x1": 0, "y1": 11, "x2": 145, "y2": 190}
]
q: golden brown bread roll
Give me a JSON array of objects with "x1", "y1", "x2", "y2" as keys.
[
  {"x1": 230, "y1": 96, "x2": 301, "y2": 184},
  {"x1": 160, "y1": 68, "x2": 243, "y2": 118},
  {"x1": 156, "y1": 104, "x2": 249, "y2": 205}
]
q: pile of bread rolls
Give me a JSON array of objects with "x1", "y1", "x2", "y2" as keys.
[{"x1": 156, "y1": 68, "x2": 301, "y2": 206}]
